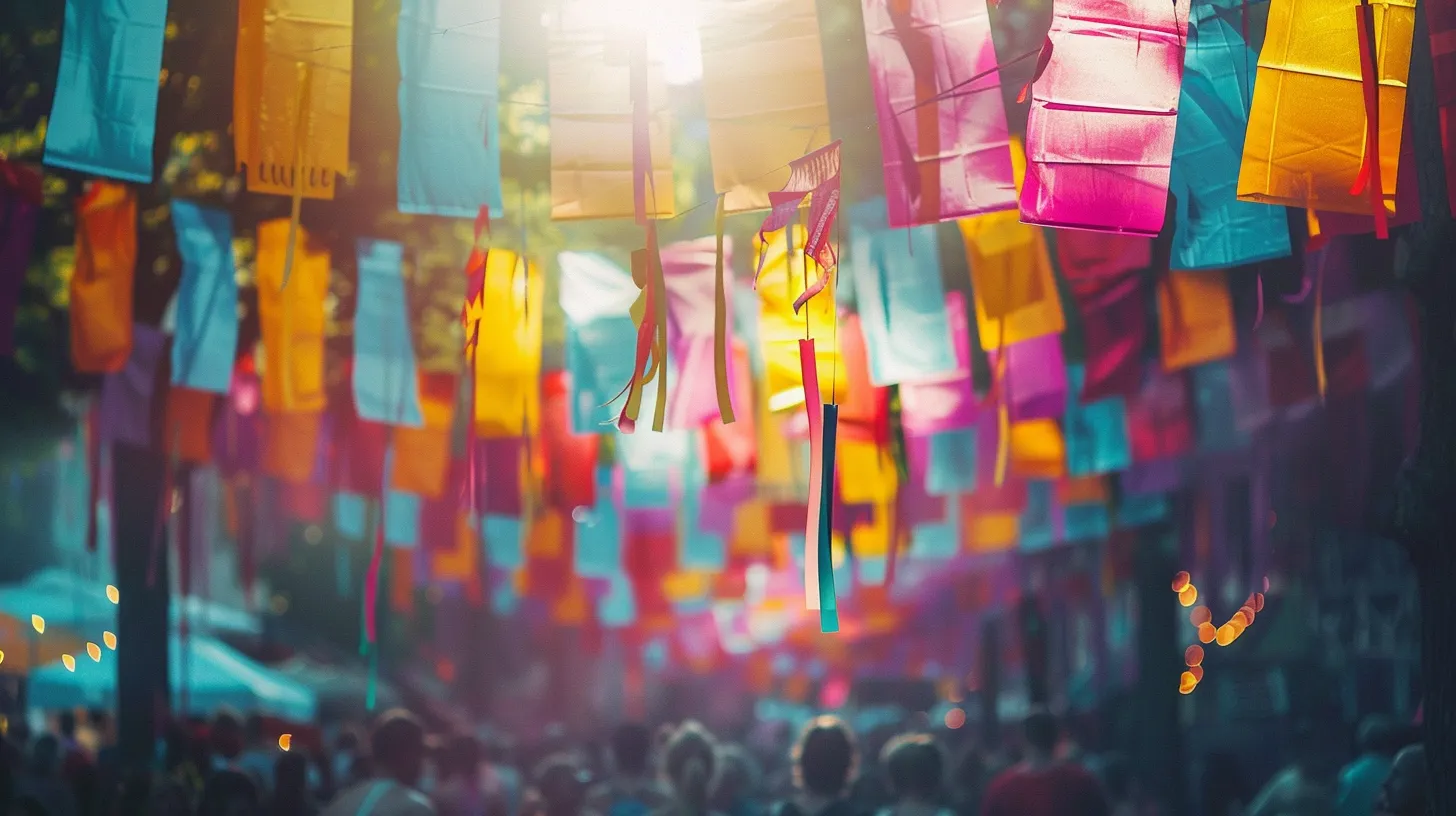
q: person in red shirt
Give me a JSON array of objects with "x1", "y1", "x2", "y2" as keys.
[{"x1": 981, "y1": 709, "x2": 1109, "y2": 816}]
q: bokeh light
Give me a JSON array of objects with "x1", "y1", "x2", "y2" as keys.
[
  {"x1": 1215, "y1": 624, "x2": 1237, "y2": 646},
  {"x1": 103, "y1": 631, "x2": 117, "y2": 650},
  {"x1": 62, "y1": 654, "x2": 76, "y2": 672},
  {"x1": 1184, "y1": 645, "x2": 1204, "y2": 667},
  {"x1": 1177, "y1": 585, "x2": 1198, "y2": 607},
  {"x1": 1190, "y1": 606, "x2": 1212, "y2": 626},
  {"x1": 106, "y1": 585, "x2": 119, "y2": 604},
  {"x1": 86, "y1": 642, "x2": 101, "y2": 662},
  {"x1": 1171, "y1": 571, "x2": 1191, "y2": 592},
  {"x1": 944, "y1": 708, "x2": 967, "y2": 730},
  {"x1": 278, "y1": 734, "x2": 293, "y2": 751},
  {"x1": 1198, "y1": 623, "x2": 1216, "y2": 643},
  {"x1": 31, "y1": 615, "x2": 44, "y2": 634}
]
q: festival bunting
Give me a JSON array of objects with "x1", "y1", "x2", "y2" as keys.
[
  {"x1": 756, "y1": 225, "x2": 845, "y2": 413},
  {"x1": 470, "y1": 249, "x2": 543, "y2": 438},
  {"x1": 1056, "y1": 230, "x2": 1149, "y2": 401},
  {"x1": 661, "y1": 237, "x2": 739, "y2": 428},
  {"x1": 1020, "y1": 0, "x2": 1191, "y2": 234},
  {"x1": 0, "y1": 162, "x2": 42, "y2": 357},
  {"x1": 1063, "y1": 365, "x2": 1133, "y2": 476},
  {"x1": 391, "y1": 373, "x2": 456, "y2": 498},
  {"x1": 256, "y1": 219, "x2": 330, "y2": 414},
  {"x1": 900, "y1": 292, "x2": 978, "y2": 437},
  {"x1": 234, "y1": 0, "x2": 354, "y2": 199},
  {"x1": 560, "y1": 252, "x2": 641, "y2": 432},
  {"x1": 70, "y1": 182, "x2": 137, "y2": 374},
  {"x1": 43, "y1": 0, "x2": 167, "y2": 182},
  {"x1": 263, "y1": 411, "x2": 324, "y2": 483},
  {"x1": 396, "y1": 0, "x2": 504, "y2": 218},
  {"x1": 1158, "y1": 269, "x2": 1237, "y2": 371},
  {"x1": 861, "y1": 0, "x2": 1017, "y2": 226},
  {"x1": 170, "y1": 201, "x2": 240, "y2": 394},
  {"x1": 354, "y1": 239, "x2": 424, "y2": 427}
]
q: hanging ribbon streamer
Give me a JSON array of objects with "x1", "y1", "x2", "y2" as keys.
[
  {"x1": 614, "y1": 226, "x2": 669, "y2": 433},
  {"x1": 800, "y1": 338, "x2": 825, "y2": 611},
  {"x1": 752, "y1": 141, "x2": 843, "y2": 313},
  {"x1": 713, "y1": 194, "x2": 735, "y2": 424},
  {"x1": 1351, "y1": 0, "x2": 1389, "y2": 239},
  {"x1": 1314, "y1": 256, "x2": 1327, "y2": 401},
  {"x1": 818, "y1": 403, "x2": 841, "y2": 633},
  {"x1": 280, "y1": 61, "x2": 314, "y2": 292}
]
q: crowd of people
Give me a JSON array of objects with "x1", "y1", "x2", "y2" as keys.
[{"x1": 0, "y1": 704, "x2": 1433, "y2": 816}]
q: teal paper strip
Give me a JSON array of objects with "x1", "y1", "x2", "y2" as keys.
[{"x1": 818, "y1": 404, "x2": 840, "y2": 633}]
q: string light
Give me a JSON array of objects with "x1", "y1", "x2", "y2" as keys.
[
  {"x1": 103, "y1": 631, "x2": 117, "y2": 650},
  {"x1": 106, "y1": 585, "x2": 120, "y2": 604},
  {"x1": 278, "y1": 734, "x2": 293, "y2": 751},
  {"x1": 31, "y1": 615, "x2": 44, "y2": 634},
  {"x1": 1172, "y1": 572, "x2": 1268, "y2": 693},
  {"x1": 86, "y1": 643, "x2": 102, "y2": 662},
  {"x1": 61, "y1": 654, "x2": 76, "y2": 672}
]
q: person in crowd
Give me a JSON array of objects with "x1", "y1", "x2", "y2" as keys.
[
  {"x1": 945, "y1": 744, "x2": 988, "y2": 816},
  {"x1": 710, "y1": 744, "x2": 763, "y2": 816},
  {"x1": 654, "y1": 722, "x2": 720, "y2": 816},
  {"x1": 1338, "y1": 716, "x2": 1401, "y2": 816},
  {"x1": 237, "y1": 714, "x2": 276, "y2": 791},
  {"x1": 321, "y1": 709, "x2": 436, "y2": 816},
  {"x1": 1375, "y1": 744, "x2": 1428, "y2": 816},
  {"x1": 199, "y1": 766, "x2": 262, "y2": 816},
  {"x1": 980, "y1": 708, "x2": 1108, "y2": 816},
  {"x1": 333, "y1": 728, "x2": 363, "y2": 788},
  {"x1": 435, "y1": 734, "x2": 491, "y2": 816},
  {"x1": 212, "y1": 710, "x2": 248, "y2": 775},
  {"x1": 774, "y1": 716, "x2": 858, "y2": 816},
  {"x1": 877, "y1": 733, "x2": 950, "y2": 816},
  {"x1": 14, "y1": 735, "x2": 78, "y2": 816},
  {"x1": 587, "y1": 725, "x2": 669, "y2": 816},
  {"x1": 270, "y1": 750, "x2": 321, "y2": 816},
  {"x1": 531, "y1": 754, "x2": 595, "y2": 816},
  {"x1": 56, "y1": 712, "x2": 92, "y2": 785},
  {"x1": 1246, "y1": 719, "x2": 1338, "y2": 816}
]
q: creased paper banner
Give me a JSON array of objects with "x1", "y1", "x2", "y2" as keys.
[
  {"x1": 71, "y1": 182, "x2": 137, "y2": 374},
  {"x1": 1057, "y1": 229, "x2": 1149, "y2": 401},
  {"x1": 397, "y1": 0, "x2": 504, "y2": 218},
  {"x1": 900, "y1": 292, "x2": 978, "y2": 437},
  {"x1": 1063, "y1": 364, "x2": 1132, "y2": 476},
  {"x1": 698, "y1": 0, "x2": 833, "y2": 212},
  {"x1": 661, "y1": 236, "x2": 738, "y2": 428},
  {"x1": 1237, "y1": 0, "x2": 1416, "y2": 214},
  {"x1": 234, "y1": 0, "x2": 353, "y2": 198},
  {"x1": 549, "y1": 2, "x2": 675, "y2": 220},
  {"x1": 470, "y1": 249, "x2": 543, "y2": 437},
  {"x1": 43, "y1": 0, "x2": 167, "y2": 182},
  {"x1": 354, "y1": 239, "x2": 424, "y2": 427},
  {"x1": 256, "y1": 219, "x2": 329, "y2": 413},
  {"x1": 171, "y1": 201, "x2": 240, "y2": 394},
  {"x1": 1158, "y1": 269, "x2": 1237, "y2": 371},
  {"x1": 861, "y1": 0, "x2": 1016, "y2": 226},
  {"x1": 1169, "y1": 0, "x2": 1292, "y2": 270},
  {"x1": 0, "y1": 162, "x2": 42, "y2": 357},
  {"x1": 1020, "y1": 0, "x2": 1191, "y2": 234}
]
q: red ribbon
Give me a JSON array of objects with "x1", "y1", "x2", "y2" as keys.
[{"x1": 1352, "y1": 1, "x2": 1389, "y2": 239}]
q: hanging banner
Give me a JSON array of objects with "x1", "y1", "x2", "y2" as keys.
[
  {"x1": 1169, "y1": 0, "x2": 1292, "y2": 270},
  {"x1": 560, "y1": 252, "x2": 640, "y2": 433},
  {"x1": 0, "y1": 162, "x2": 42, "y2": 357},
  {"x1": 661, "y1": 236, "x2": 740, "y2": 428},
  {"x1": 698, "y1": 0, "x2": 833, "y2": 212},
  {"x1": 391, "y1": 372, "x2": 456, "y2": 498},
  {"x1": 997, "y1": 333, "x2": 1067, "y2": 421},
  {"x1": 170, "y1": 201, "x2": 239, "y2": 394},
  {"x1": 845, "y1": 199, "x2": 956, "y2": 386},
  {"x1": 354, "y1": 239, "x2": 424, "y2": 427},
  {"x1": 1057, "y1": 230, "x2": 1148, "y2": 401},
  {"x1": 756, "y1": 225, "x2": 845, "y2": 413},
  {"x1": 1127, "y1": 369, "x2": 1193, "y2": 462},
  {"x1": 1237, "y1": 0, "x2": 1417, "y2": 215},
  {"x1": 99, "y1": 325, "x2": 166, "y2": 448},
  {"x1": 960, "y1": 140, "x2": 1064, "y2": 351},
  {"x1": 1158, "y1": 269, "x2": 1237, "y2": 371},
  {"x1": 234, "y1": 0, "x2": 353, "y2": 198},
  {"x1": 471, "y1": 249, "x2": 543, "y2": 437},
  {"x1": 164, "y1": 387, "x2": 216, "y2": 464},
  {"x1": 262, "y1": 411, "x2": 324, "y2": 483},
  {"x1": 925, "y1": 429, "x2": 976, "y2": 495},
  {"x1": 1008, "y1": 419, "x2": 1066, "y2": 481},
  {"x1": 70, "y1": 182, "x2": 137, "y2": 374},
  {"x1": 43, "y1": 0, "x2": 167, "y2": 182},
  {"x1": 1063, "y1": 364, "x2": 1132, "y2": 476},
  {"x1": 861, "y1": 0, "x2": 1016, "y2": 226},
  {"x1": 256, "y1": 219, "x2": 330, "y2": 413},
  {"x1": 548, "y1": 3, "x2": 674, "y2": 220},
  {"x1": 900, "y1": 292, "x2": 978, "y2": 437},
  {"x1": 1020, "y1": 0, "x2": 1191, "y2": 234},
  {"x1": 396, "y1": 0, "x2": 504, "y2": 218}
]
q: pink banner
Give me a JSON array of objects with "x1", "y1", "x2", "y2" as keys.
[
  {"x1": 1020, "y1": 0, "x2": 1189, "y2": 235},
  {"x1": 862, "y1": 0, "x2": 1016, "y2": 226},
  {"x1": 661, "y1": 235, "x2": 738, "y2": 429},
  {"x1": 900, "y1": 291, "x2": 979, "y2": 437}
]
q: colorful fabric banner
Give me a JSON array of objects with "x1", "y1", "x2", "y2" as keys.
[
  {"x1": 560, "y1": 252, "x2": 639, "y2": 433},
  {"x1": 0, "y1": 162, "x2": 42, "y2": 357},
  {"x1": 471, "y1": 249, "x2": 543, "y2": 437},
  {"x1": 170, "y1": 201, "x2": 238, "y2": 394},
  {"x1": 959, "y1": 140, "x2": 1064, "y2": 350},
  {"x1": 1236, "y1": 0, "x2": 1417, "y2": 215},
  {"x1": 845, "y1": 199, "x2": 955, "y2": 386},
  {"x1": 548, "y1": 4, "x2": 674, "y2": 220},
  {"x1": 1008, "y1": 419, "x2": 1066, "y2": 480},
  {"x1": 164, "y1": 387, "x2": 216, "y2": 463},
  {"x1": 256, "y1": 219, "x2": 330, "y2": 413},
  {"x1": 391, "y1": 373, "x2": 456, "y2": 498},
  {"x1": 697, "y1": 0, "x2": 833, "y2": 212},
  {"x1": 234, "y1": 0, "x2": 354, "y2": 198},
  {"x1": 1193, "y1": 360, "x2": 1244, "y2": 451},
  {"x1": 756, "y1": 225, "x2": 845, "y2": 412},
  {"x1": 900, "y1": 292, "x2": 978, "y2": 437},
  {"x1": 1057, "y1": 230, "x2": 1149, "y2": 401},
  {"x1": 661, "y1": 236, "x2": 739, "y2": 428},
  {"x1": 70, "y1": 182, "x2": 136, "y2": 374},
  {"x1": 1170, "y1": 0, "x2": 1292, "y2": 270},
  {"x1": 1020, "y1": 0, "x2": 1190, "y2": 234},
  {"x1": 43, "y1": 0, "x2": 167, "y2": 182},
  {"x1": 998, "y1": 333, "x2": 1067, "y2": 421},
  {"x1": 861, "y1": 0, "x2": 1016, "y2": 226},
  {"x1": 1158, "y1": 269, "x2": 1237, "y2": 370},
  {"x1": 396, "y1": 0, "x2": 504, "y2": 218},
  {"x1": 354, "y1": 239, "x2": 424, "y2": 427},
  {"x1": 925, "y1": 429, "x2": 976, "y2": 495},
  {"x1": 1127, "y1": 370, "x2": 1193, "y2": 461},
  {"x1": 262, "y1": 411, "x2": 324, "y2": 483},
  {"x1": 1063, "y1": 364, "x2": 1132, "y2": 476},
  {"x1": 99, "y1": 325, "x2": 166, "y2": 448}
]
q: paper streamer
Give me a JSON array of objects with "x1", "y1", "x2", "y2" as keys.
[
  {"x1": 698, "y1": 0, "x2": 833, "y2": 212},
  {"x1": 1236, "y1": 0, "x2": 1416, "y2": 215},
  {"x1": 800, "y1": 339, "x2": 825, "y2": 610},
  {"x1": 1019, "y1": 0, "x2": 1191, "y2": 234},
  {"x1": 234, "y1": 0, "x2": 353, "y2": 199},
  {"x1": 712, "y1": 194, "x2": 736, "y2": 424},
  {"x1": 0, "y1": 162, "x2": 42, "y2": 357},
  {"x1": 256, "y1": 219, "x2": 329, "y2": 413},
  {"x1": 753, "y1": 140, "x2": 842, "y2": 311},
  {"x1": 661, "y1": 235, "x2": 738, "y2": 428},
  {"x1": 1169, "y1": 0, "x2": 1292, "y2": 270},
  {"x1": 818, "y1": 403, "x2": 841, "y2": 632},
  {"x1": 170, "y1": 201, "x2": 238, "y2": 394},
  {"x1": 354, "y1": 239, "x2": 424, "y2": 427},
  {"x1": 861, "y1": 0, "x2": 1017, "y2": 226},
  {"x1": 471, "y1": 249, "x2": 544, "y2": 437},
  {"x1": 756, "y1": 225, "x2": 845, "y2": 412},
  {"x1": 396, "y1": 0, "x2": 504, "y2": 218},
  {"x1": 70, "y1": 182, "x2": 136, "y2": 374},
  {"x1": 615, "y1": 226, "x2": 670, "y2": 433},
  {"x1": 43, "y1": 0, "x2": 167, "y2": 182}
]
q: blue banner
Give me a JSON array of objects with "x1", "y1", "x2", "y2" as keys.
[
  {"x1": 354, "y1": 239, "x2": 424, "y2": 427},
  {"x1": 170, "y1": 201, "x2": 238, "y2": 394},
  {"x1": 1064, "y1": 365, "x2": 1133, "y2": 476}
]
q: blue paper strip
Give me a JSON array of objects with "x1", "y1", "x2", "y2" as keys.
[
  {"x1": 598, "y1": 571, "x2": 637, "y2": 628},
  {"x1": 170, "y1": 201, "x2": 239, "y2": 394},
  {"x1": 1193, "y1": 361, "x2": 1244, "y2": 452},
  {"x1": 43, "y1": 0, "x2": 168, "y2": 182},
  {"x1": 1118, "y1": 492, "x2": 1170, "y2": 527},
  {"x1": 560, "y1": 252, "x2": 640, "y2": 433},
  {"x1": 354, "y1": 239, "x2": 424, "y2": 427},
  {"x1": 818, "y1": 403, "x2": 840, "y2": 633},
  {"x1": 1064, "y1": 365, "x2": 1133, "y2": 477},
  {"x1": 483, "y1": 514, "x2": 524, "y2": 569},
  {"x1": 1169, "y1": 0, "x2": 1291, "y2": 270},
  {"x1": 396, "y1": 0, "x2": 504, "y2": 218},
  {"x1": 1020, "y1": 481, "x2": 1057, "y2": 552},
  {"x1": 334, "y1": 492, "x2": 368, "y2": 539},
  {"x1": 926, "y1": 429, "x2": 977, "y2": 495},
  {"x1": 1063, "y1": 503, "x2": 1110, "y2": 542},
  {"x1": 908, "y1": 494, "x2": 960, "y2": 560},
  {"x1": 384, "y1": 490, "x2": 421, "y2": 548},
  {"x1": 574, "y1": 469, "x2": 622, "y2": 577}
]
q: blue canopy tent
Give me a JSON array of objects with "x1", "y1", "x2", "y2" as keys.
[
  {"x1": 7, "y1": 569, "x2": 259, "y2": 637},
  {"x1": 28, "y1": 634, "x2": 317, "y2": 722}
]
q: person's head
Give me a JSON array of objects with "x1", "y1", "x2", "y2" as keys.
[
  {"x1": 372, "y1": 709, "x2": 428, "y2": 787},
  {"x1": 1021, "y1": 708, "x2": 1059, "y2": 759},
  {"x1": 610, "y1": 723, "x2": 654, "y2": 777},
  {"x1": 535, "y1": 753, "x2": 591, "y2": 816},
  {"x1": 443, "y1": 734, "x2": 483, "y2": 783},
  {"x1": 792, "y1": 716, "x2": 857, "y2": 799},
  {"x1": 710, "y1": 744, "x2": 760, "y2": 810},
  {"x1": 212, "y1": 709, "x2": 245, "y2": 761},
  {"x1": 29, "y1": 734, "x2": 61, "y2": 776},
  {"x1": 335, "y1": 727, "x2": 360, "y2": 755},
  {"x1": 274, "y1": 752, "x2": 310, "y2": 800},
  {"x1": 881, "y1": 734, "x2": 943, "y2": 803},
  {"x1": 199, "y1": 769, "x2": 260, "y2": 816},
  {"x1": 663, "y1": 721, "x2": 717, "y2": 813},
  {"x1": 1359, "y1": 716, "x2": 1402, "y2": 758},
  {"x1": 57, "y1": 710, "x2": 77, "y2": 740},
  {"x1": 1378, "y1": 744, "x2": 1428, "y2": 816}
]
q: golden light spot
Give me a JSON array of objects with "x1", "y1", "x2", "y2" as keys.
[
  {"x1": 61, "y1": 654, "x2": 76, "y2": 672},
  {"x1": 1179, "y1": 672, "x2": 1198, "y2": 694},
  {"x1": 0, "y1": 650, "x2": 5, "y2": 665},
  {"x1": 944, "y1": 708, "x2": 967, "y2": 730},
  {"x1": 86, "y1": 643, "x2": 101, "y2": 662},
  {"x1": 1215, "y1": 624, "x2": 1237, "y2": 646},
  {"x1": 103, "y1": 631, "x2": 117, "y2": 650},
  {"x1": 1185, "y1": 645, "x2": 1204, "y2": 667},
  {"x1": 30, "y1": 615, "x2": 44, "y2": 634},
  {"x1": 1189, "y1": 665, "x2": 1204, "y2": 682},
  {"x1": 278, "y1": 734, "x2": 292, "y2": 751},
  {"x1": 1198, "y1": 623, "x2": 1217, "y2": 644},
  {"x1": 106, "y1": 585, "x2": 120, "y2": 604},
  {"x1": 1171, "y1": 571, "x2": 1191, "y2": 593},
  {"x1": 1177, "y1": 585, "x2": 1198, "y2": 607}
]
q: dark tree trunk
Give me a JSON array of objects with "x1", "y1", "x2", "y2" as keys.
[
  {"x1": 1134, "y1": 521, "x2": 1187, "y2": 814},
  {"x1": 1386, "y1": 2, "x2": 1456, "y2": 813},
  {"x1": 113, "y1": 441, "x2": 170, "y2": 770}
]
